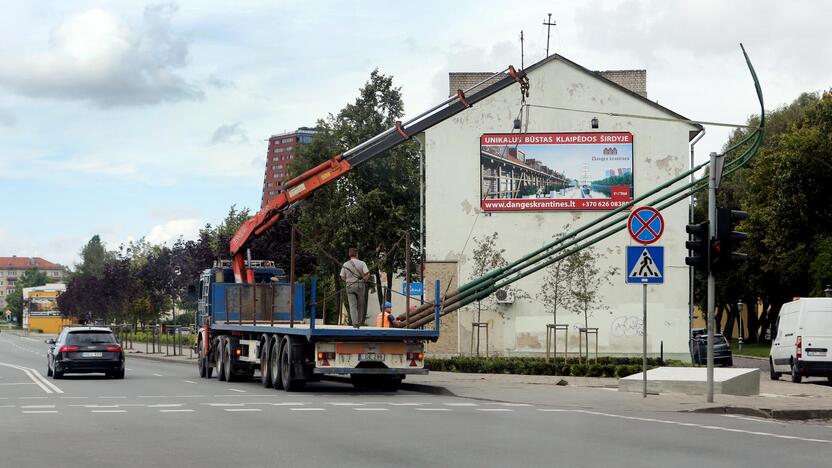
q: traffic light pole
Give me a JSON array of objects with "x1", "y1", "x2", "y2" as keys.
[{"x1": 707, "y1": 151, "x2": 719, "y2": 403}]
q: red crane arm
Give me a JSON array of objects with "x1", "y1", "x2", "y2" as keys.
[{"x1": 229, "y1": 155, "x2": 352, "y2": 282}]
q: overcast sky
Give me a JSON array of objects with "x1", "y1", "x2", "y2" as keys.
[{"x1": 1, "y1": 0, "x2": 829, "y2": 266}]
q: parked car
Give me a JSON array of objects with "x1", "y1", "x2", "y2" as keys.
[
  {"x1": 46, "y1": 327, "x2": 125, "y2": 379},
  {"x1": 769, "y1": 298, "x2": 832, "y2": 383},
  {"x1": 690, "y1": 328, "x2": 733, "y2": 366}
]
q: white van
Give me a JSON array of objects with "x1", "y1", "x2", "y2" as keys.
[{"x1": 769, "y1": 298, "x2": 832, "y2": 383}]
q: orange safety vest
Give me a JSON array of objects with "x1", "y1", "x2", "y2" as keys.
[{"x1": 376, "y1": 311, "x2": 393, "y2": 328}]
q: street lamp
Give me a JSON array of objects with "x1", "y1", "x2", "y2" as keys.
[{"x1": 737, "y1": 301, "x2": 744, "y2": 353}]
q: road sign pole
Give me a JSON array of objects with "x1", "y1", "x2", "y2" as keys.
[
  {"x1": 707, "y1": 152, "x2": 719, "y2": 403},
  {"x1": 643, "y1": 283, "x2": 647, "y2": 398}
]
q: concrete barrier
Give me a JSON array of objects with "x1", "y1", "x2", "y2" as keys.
[{"x1": 619, "y1": 367, "x2": 760, "y2": 396}]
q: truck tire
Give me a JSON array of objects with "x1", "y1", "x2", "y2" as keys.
[
  {"x1": 224, "y1": 340, "x2": 237, "y2": 382},
  {"x1": 260, "y1": 338, "x2": 272, "y2": 388},
  {"x1": 217, "y1": 337, "x2": 227, "y2": 382},
  {"x1": 198, "y1": 337, "x2": 209, "y2": 378},
  {"x1": 280, "y1": 337, "x2": 305, "y2": 392},
  {"x1": 270, "y1": 337, "x2": 283, "y2": 390},
  {"x1": 769, "y1": 357, "x2": 781, "y2": 380}
]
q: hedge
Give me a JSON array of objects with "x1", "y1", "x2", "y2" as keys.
[
  {"x1": 124, "y1": 332, "x2": 196, "y2": 347},
  {"x1": 425, "y1": 356, "x2": 683, "y2": 378}
]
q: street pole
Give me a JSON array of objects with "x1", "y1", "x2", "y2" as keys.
[
  {"x1": 643, "y1": 283, "x2": 647, "y2": 398},
  {"x1": 737, "y1": 301, "x2": 744, "y2": 353},
  {"x1": 707, "y1": 152, "x2": 719, "y2": 403}
]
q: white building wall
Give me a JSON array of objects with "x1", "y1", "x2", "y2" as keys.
[{"x1": 423, "y1": 59, "x2": 699, "y2": 359}]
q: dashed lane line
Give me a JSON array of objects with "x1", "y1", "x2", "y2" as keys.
[
  {"x1": 160, "y1": 409, "x2": 194, "y2": 413},
  {"x1": 416, "y1": 408, "x2": 451, "y2": 412},
  {"x1": 100, "y1": 396, "x2": 128, "y2": 399},
  {"x1": 328, "y1": 402, "x2": 364, "y2": 406},
  {"x1": 444, "y1": 403, "x2": 478, "y2": 407},
  {"x1": 183, "y1": 380, "x2": 197, "y2": 384},
  {"x1": 270, "y1": 402, "x2": 304, "y2": 406},
  {"x1": 91, "y1": 410, "x2": 127, "y2": 413},
  {"x1": 290, "y1": 408, "x2": 325, "y2": 411},
  {"x1": 22, "y1": 410, "x2": 58, "y2": 414},
  {"x1": 227, "y1": 388, "x2": 247, "y2": 393},
  {"x1": 60, "y1": 396, "x2": 87, "y2": 399},
  {"x1": 152, "y1": 373, "x2": 163, "y2": 377},
  {"x1": 224, "y1": 408, "x2": 261, "y2": 412},
  {"x1": 148, "y1": 404, "x2": 184, "y2": 408},
  {"x1": 19, "y1": 396, "x2": 48, "y2": 400},
  {"x1": 21, "y1": 405, "x2": 55, "y2": 409}
]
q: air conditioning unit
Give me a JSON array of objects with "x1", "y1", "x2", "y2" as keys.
[{"x1": 495, "y1": 289, "x2": 515, "y2": 304}]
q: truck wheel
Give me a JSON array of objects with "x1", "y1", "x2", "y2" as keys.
[
  {"x1": 198, "y1": 338, "x2": 208, "y2": 378},
  {"x1": 790, "y1": 361, "x2": 802, "y2": 383},
  {"x1": 270, "y1": 338, "x2": 283, "y2": 390},
  {"x1": 260, "y1": 339, "x2": 272, "y2": 388},
  {"x1": 217, "y1": 337, "x2": 227, "y2": 382},
  {"x1": 769, "y1": 358, "x2": 781, "y2": 380},
  {"x1": 280, "y1": 337, "x2": 305, "y2": 392},
  {"x1": 224, "y1": 340, "x2": 237, "y2": 382}
]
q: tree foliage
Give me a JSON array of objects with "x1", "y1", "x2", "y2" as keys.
[{"x1": 693, "y1": 90, "x2": 832, "y2": 341}]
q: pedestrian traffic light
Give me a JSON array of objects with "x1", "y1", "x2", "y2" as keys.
[
  {"x1": 712, "y1": 208, "x2": 748, "y2": 273},
  {"x1": 685, "y1": 221, "x2": 710, "y2": 273}
]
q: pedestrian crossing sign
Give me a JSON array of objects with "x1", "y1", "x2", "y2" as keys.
[{"x1": 626, "y1": 246, "x2": 664, "y2": 284}]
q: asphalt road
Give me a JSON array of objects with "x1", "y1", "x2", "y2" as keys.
[{"x1": 1, "y1": 332, "x2": 831, "y2": 468}]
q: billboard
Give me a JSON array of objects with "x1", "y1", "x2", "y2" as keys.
[{"x1": 480, "y1": 132, "x2": 634, "y2": 211}]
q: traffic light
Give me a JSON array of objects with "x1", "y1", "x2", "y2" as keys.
[
  {"x1": 685, "y1": 221, "x2": 710, "y2": 273},
  {"x1": 712, "y1": 208, "x2": 748, "y2": 272}
]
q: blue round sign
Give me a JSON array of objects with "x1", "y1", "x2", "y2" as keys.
[{"x1": 627, "y1": 206, "x2": 664, "y2": 244}]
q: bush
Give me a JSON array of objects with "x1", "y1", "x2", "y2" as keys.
[{"x1": 424, "y1": 356, "x2": 679, "y2": 378}]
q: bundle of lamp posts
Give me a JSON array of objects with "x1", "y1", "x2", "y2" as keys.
[{"x1": 406, "y1": 45, "x2": 765, "y2": 329}]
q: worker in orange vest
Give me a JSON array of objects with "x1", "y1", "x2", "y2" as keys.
[{"x1": 376, "y1": 302, "x2": 405, "y2": 328}]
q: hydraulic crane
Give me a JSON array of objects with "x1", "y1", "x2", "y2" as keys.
[{"x1": 229, "y1": 66, "x2": 529, "y2": 284}]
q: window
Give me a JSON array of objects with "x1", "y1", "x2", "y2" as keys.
[
  {"x1": 281, "y1": 137, "x2": 293, "y2": 144},
  {"x1": 8, "y1": 280, "x2": 15, "y2": 286},
  {"x1": 66, "y1": 332, "x2": 116, "y2": 345},
  {"x1": 272, "y1": 165, "x2": 279, "y2": 170}
]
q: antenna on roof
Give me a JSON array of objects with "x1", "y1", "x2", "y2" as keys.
[
  {"x1": 543, "y1": 13, "x2": 556, "y2": 57},
  {"x1": 520, "y1": 30, "x2": 525, "y2": 69}
]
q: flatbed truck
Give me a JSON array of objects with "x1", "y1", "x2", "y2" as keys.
[{"x1": 195, "y1": 260, "x2": 440, "y2": 391}]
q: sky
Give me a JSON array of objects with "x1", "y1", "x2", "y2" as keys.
[{"x1": 0, "y1": 0, "x2": 829, "y2": 267}]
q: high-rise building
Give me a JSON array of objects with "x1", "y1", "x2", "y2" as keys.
[
  {"x1": 0, "y1": 256, "x2": 65, "y2": 310},
  {"x1": 261, "y1": 127, "x2": 317, "y2": 209}
]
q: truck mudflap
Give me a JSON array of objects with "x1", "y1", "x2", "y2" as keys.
[{"x1": 313, "y1": 367, "x2": 428, "y2": 375}]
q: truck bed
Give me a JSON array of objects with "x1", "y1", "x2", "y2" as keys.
[{"x1": 211, "y1": 320, "x2": 440, "y2": 341}]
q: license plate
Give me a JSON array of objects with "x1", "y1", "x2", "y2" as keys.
[
  {"x1": 358, "y1": 353, "x2": 384, "y2": 361},
  {"x1": 82, "y1": 352, "x2": 103, "y2": 358},
  {"x1": 806, "y1": 351, "x2": 826, "y2": 356}
]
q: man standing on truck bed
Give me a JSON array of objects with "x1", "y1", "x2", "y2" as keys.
[{"x1": 340, "y1": 248, "x2": 370, "y2": 328}]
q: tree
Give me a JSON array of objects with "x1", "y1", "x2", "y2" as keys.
[
  {"x1": 536, "y1": 230, "x2": 575, "y2": 326},
  {"x1": 291, "y1": 69, "x2": 420, "y2": 311},
  {"x1": 468, "y1": 232, "x2": 527, "y2": 322},
  {"x1": 565, "y1": 246, "x2": 617, "y2": 339},
  {"x1": 76, "y1": 235, "x2": 113, "y2": 278},
  {"x1": 6, "y1": 268, "x2": 49, "y2": 325}
]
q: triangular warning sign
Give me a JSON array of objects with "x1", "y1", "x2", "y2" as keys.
[{"x1": 629, "y1": 248, "x2": 662, "y2": 278}]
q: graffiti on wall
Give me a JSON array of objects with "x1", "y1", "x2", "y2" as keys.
[{"x1": 610, "y1": 316, "x2": 643, "y2": 337}]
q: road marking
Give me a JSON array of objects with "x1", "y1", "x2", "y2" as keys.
[
  {"x1": 354, "y1": 408, "x2": 388, "y2": 411},
  {"x1": 537, "y1": 409, "x2": 571, "y2": 412},
  {"x1": 175, "y1": 395, "x2": 205, "y2": 398},
  {"x1": 183, "y1": 380, "x2": 197, "y2": 384},
  {"x1": 60, "y1": 396, "x2": 87, "y2": 399},
  {"x1": 91, "y1": 410, "x2": 127, "y2": 413},
  {"x1": 148, "y1": 404, "x2": 184, "y2": 408},
  {"x1": 84, "y1": 405, "x2": 120, "y2": 408},
  {"x1": 329, "y1": 402, "x2": 364, "y2": 406},
  {"x1": 160, "y1": 409, "x2": 194, "y2": 413},
  {"x1": 444, "y1": 403, "x2": 478, "y2": 407},
  {"x1": 723, "y1": 415, "x2": 783, "y2": 425},
  {"x1": 214, "y1": 394, "x2": 275, "y2": 398},
  {"x1": 0, "y1": 382, "x2": 35, "y2": 386},
  {"x1": 416, "y1": 408, "x2": 450, "y2": 412},
  {"x1": 270, "y1": 402, "x2": 305, "y2": 406},
  {"x1": 138, "y1": 396, "x2": 166, "y2": 398},
  {"x1": 205, "y1": 403, "x2": 244, "y2": 407},
  {"x1": 497, "y1": 403, "x2": 532, "y2": 407},
  {"x1": 224, "y1": 408, "x2": 261, "y2": 412},
  {"x1": 19, "y1": 396, "x2": 48, "y2": 400},
  {"x1": 290, "y1": 408, "x2": 326, "y2": 411},
  {"x1": 477, "y1": 408, "x2": 513, "y2": 412},
  {"x1": 21, "y1": 405, "x2": 55, "y2": 409},
  {"x1": 572, "y1": 410, "x2": 832, "y2": 445},
  {"x1": 227, "y1": 388, "x2": 246, "y2": 393},
  {"x1": 388, "y1": 402, "x2": 423, "y2": 406},
  {"x1": 152, "y1": 373, "x2": 163, "y2": 377},
  {"x1": 0, "y1": 405, "x2": 16, "y2": 408},
  {"x1": 100, "y1": 396, "x2": 127, "y2": 399},
  {"x1": 23, "y1": 410, "x2": 58, "y2": 414},
  {"x1": 0, "y1": 362, "x2": 62, "y2": 394}
]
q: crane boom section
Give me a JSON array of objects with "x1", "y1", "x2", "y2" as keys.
[{"x1": 229, "y1": 66, "x2": 527, "y2": 283}]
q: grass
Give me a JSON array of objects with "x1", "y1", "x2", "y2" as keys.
[{"x1": 729, "y1": 339, "x2": 770, "y2": 358}]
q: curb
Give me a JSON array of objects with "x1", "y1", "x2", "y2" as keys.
[
  {"x1": 688, "y1": 405, "x2": 832, "y2": 420},
  {"x1": 126, "y1": 352, "x2": 197, "y2": 367}
]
